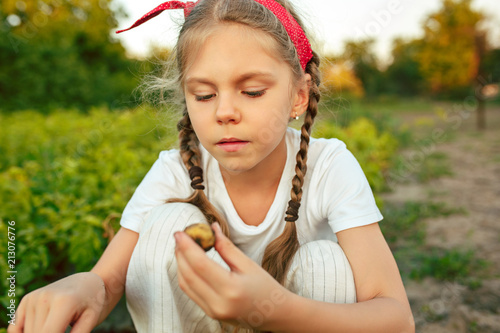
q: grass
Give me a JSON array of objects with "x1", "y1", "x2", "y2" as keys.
[
  {"x1": 381, "y1": 201, "x2": 466, "y2": 249},
  {"x1": 416, "y1": 151, "x2": 454, "y2": 182},
  {"x1": 389, "y1": 147, "x2": 454, "y2": 187},
  {"x1": 409, "y1": 249, "x2": 489, "y2": 282},
  {"x1": 380, "y1": 197, "x2": 484, "y2": 284},
  {"x1": 320, "y1": 95, "x2": 435, "y2": 117},
  {"x1": 381, "y1": 196, "x2": 486, "y2": 284}
]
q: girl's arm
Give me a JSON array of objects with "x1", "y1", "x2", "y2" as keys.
[
  {"x1": 175, "y1": 223, "x2": 414, "y2": 333},
  {"x1": 267, "y1": 223, "x2": 414, "y2": 332},
  {"x1": 90, "y1": 227, "x2": 139, "y2": 326},
  {"x1": 7, "y1": 227, "x2": 138, "y2": 333}
]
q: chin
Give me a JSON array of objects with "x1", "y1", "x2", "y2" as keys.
[{"x1": 218, "y1": 159, "x2": 255, "y2": 174}]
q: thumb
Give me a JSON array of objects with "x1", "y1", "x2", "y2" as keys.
[{"x1": 212, "y1": 222, "x2": 254, "y2": 272}]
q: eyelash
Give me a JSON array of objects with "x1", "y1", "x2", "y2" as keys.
[
  {"x1": 194, "y1": 90, "x2": 266, "y2": 102},
  {"x1": 244, "y1": 90, "x2": 266, "y2": 98},
  {"x1": 195, "y1": 94, "x2": 215, "y2": 102}
]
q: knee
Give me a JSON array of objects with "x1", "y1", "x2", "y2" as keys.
[
  {"x1": 129, "y1": 202, "x2": 210, "y2": 276},
  {"x1": 286, "y1": 240, "x2": 356, "y2": 303},
  {"x1": 294, "y1": 240, "x2": 349, "y2": 267},
  {"x1": 141, "y1": 202, "x2": 208, "y2": 235}
]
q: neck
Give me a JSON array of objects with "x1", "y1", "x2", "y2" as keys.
[{"x1": 219, "y1": 136, "x2": 287, "y2": 192}]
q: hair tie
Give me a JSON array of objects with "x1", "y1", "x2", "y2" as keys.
[
  {"x1": 116, "y1": 0, "x2": 313, "y2": 70},
  {"x1": 189, "y1": 166, "x2": 205, "y2": 190},
  {"x1": 285, "y1": 199, "x2": 300, "y2": 222}
]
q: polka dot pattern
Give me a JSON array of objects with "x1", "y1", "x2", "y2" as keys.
[
  {"x1": 116, "y1": 1, "x2": 196, "y2": 33},
  {"x1": 116, "y1": 0, "x2": 313, "y2": 70},
  {"x1": 253, "y1": 0, "x2": 313, "y2": 70}
]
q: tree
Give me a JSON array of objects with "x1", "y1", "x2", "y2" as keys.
[
  {"x1": 321, "y1": 56, "x2": 365, "y2": 97},
  {"x1": 415, "y1": 0, "x2": 484, "y2": 97},
  {"x1": 481, "y1": 48, "x2": 500, "y2": 83},
  {"x1": 385, "y1": 38, "x2": 425, "y2": 96},
  {"x1": 342, "y1": 39, "x2": 386, "y2": 97},
  {"x1": 0, "y1": 0, "x2": 140, "y2": 112}
]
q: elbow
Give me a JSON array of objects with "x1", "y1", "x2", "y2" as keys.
[
  {"x1": 407, "y1": 313, "x2": 416, "y2": 333},
  {"x1": 398, "y1": 307, "x2": 415, "y2": 333},
  {"x1": 386, "y1": 297, "x2": 415, "y2": 333}
]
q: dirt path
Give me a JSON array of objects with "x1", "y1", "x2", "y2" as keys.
[{"x1": 383, "y1": 107, "x2": 500, "y2": 332}]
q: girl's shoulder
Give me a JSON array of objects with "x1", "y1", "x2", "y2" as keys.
[
  {"x1": 286, "y1": 127, "x2": 348, "y2": 166},
  {"x1": 285, "y1": 129, "x2": 382, "y2": 233},
  {"x1": 158, "y1": 148, "x2": 183, "y2": 163}
]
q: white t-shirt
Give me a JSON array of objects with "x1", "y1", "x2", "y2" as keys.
[{"x1": 120, "y1": 127, "x2": 383, "y2": 263}]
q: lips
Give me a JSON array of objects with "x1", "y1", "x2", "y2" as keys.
[
  {"x1": 217, "y1": 137, "x2": 248, "y2": 144},
  {"x1": 216, "y1": 137, "x2": 249, "y2": 152}
]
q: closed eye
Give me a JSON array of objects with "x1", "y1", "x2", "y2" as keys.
[
  {"x1": 195, "y1": 94, "x2": 216, "y2": 102},
  {"x1": 243, "y1": 90, "x2": 266, "y2": 98}
]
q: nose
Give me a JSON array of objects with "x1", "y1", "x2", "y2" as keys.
[{"x1": 215, "y1": 93, "x2": 241, "y2": 125}]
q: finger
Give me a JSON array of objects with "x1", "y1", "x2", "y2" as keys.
[
  {"x1": 8, "y1": 296, "x2": 26, "y2": 333},
  {"x1": 33, "y1": 297, "x2": 50, "y2": 333},
  {"x1": 24, "y1": 296, "x2": 37, "y2": 333},
  {"x1": 69, "y1": 307, "x2": 100, "y2": 333},
  {"x1": 175, "y1": 231, "x2": 232, "y2": 282},
  {"x1": 175, "y1": 249, "x2": 215, "y2": 315},
  {"x1": 41, "y1": 300, "x2": 80, "y2": 333},
  {"x1": 212, "y1": 222, "x2": 255, "y2": 272}
]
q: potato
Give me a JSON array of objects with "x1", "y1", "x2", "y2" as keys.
[{"x1": 183, "y1": 223, "x2": 215, "y2": 252}]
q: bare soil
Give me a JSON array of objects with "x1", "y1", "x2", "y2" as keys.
[{"x1": 383, "y1": 106, "x2": 500, "y2": 332}]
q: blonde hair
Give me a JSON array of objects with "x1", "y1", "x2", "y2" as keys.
[{"x1": 160, "y1": 0, "x2": 321, "y2": 328}]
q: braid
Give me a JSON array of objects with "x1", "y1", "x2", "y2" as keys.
[
  {"x1": 261, "y1": 51, "x2": 321, "y2": 285},
  {"x1": 177, "y1": 110, "x2": 201, "y2": 168},
  {"x1": 167, "y1": 109, "x2": 231, "y2": 237}
]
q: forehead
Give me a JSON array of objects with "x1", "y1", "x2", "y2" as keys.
[{"x1": 183, "y1": 23, "x2": 292, "y2": 84}]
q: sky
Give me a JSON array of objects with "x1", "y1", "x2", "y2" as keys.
[{"x1": 112, "y1": 0, "x2": 500, "y2": 63}]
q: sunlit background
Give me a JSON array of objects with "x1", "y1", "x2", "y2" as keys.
[{"x1": 114, "y1": 0, "x2": 500, "y2": 62}]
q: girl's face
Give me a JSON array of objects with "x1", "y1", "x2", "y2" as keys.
[{"x1": 184, "y1": 23, "x2": 309, "y2": 175}]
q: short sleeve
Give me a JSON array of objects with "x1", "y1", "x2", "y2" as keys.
[
  {"x1": 119, "y1": 149, "x2": 192, "y2": 233},
  {"x1": 310, "y1": 139, "x2": 383, "y2": 234}
]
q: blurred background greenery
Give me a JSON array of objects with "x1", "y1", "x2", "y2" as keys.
[{"x1": 1, "y1": 0, "x2": 499, "y2": 331}]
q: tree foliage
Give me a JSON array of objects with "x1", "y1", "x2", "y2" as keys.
[
  {"x1": 335, "y1": 0, "x2": 498, "y2": 99},
  {"x1": 415, "y1": 0, "x2": 484, "y2": 96},
  {"x1": 342, "y1": 39, "x2": 386, "y2": 97},
  {"x1": 481, "y1": 48, "x2": 500, "y2": 83},
  {"x1": 385, "y1": 38, "x2": 426, "y2": 96},
  {"x1": 0, "y1": 0, "x2": 141, "y2": 112},
  {"x1": 320, "y1": 56, "x2": 364, "y2": 97}
]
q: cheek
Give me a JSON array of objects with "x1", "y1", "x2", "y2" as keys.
[
  {"x1": 251, "y1": 112, "x2": 289, "y2": 146},
  {"x1": 187, "y1": 111, "x2": 209, "y2": 138}
]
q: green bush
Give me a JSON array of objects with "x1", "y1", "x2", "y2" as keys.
[
  {"x1": 0, "y1": 1, "x2": 142, "y2": 112},
  {"x1": 313, "y1": 117, "x2": 399, "y2": 195},
  {"x1": 0, "y1": 107, "x2": 178, "y2": 327}
]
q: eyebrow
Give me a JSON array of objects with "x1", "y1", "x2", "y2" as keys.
[{"x1": 185, "y1": 71, "x2": 276, "y2": 86}]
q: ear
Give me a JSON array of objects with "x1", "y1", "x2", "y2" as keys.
[{"x1": 291, "y1": 74, "x2": 311, "y2": 119}]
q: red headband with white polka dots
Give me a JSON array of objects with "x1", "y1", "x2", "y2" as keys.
[{"x1": 116, "y1": 0, "x2": 313, "y2": 70}]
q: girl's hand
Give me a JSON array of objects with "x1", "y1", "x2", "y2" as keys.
[
  {"x1": 174, "y1": 223, "x2": 290, "y2": 330},
  {"x1": 7, "y1": 272, "x2": 106, "y2": 333}
]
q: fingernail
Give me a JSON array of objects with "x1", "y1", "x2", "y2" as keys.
[
  {"x1": 174, "y1": 232, "x2": 181, "y2": 242},
  {"x1": 212, "y1": 222, "x2": 221, "y2": 234}
]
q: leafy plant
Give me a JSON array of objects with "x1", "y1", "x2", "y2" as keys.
[
  {"x1": 313, "y1": 117, "x2": 399, "y2": 195},
  {"x1": 0, "y1": 106, "x2": 178, "y2": 328}
]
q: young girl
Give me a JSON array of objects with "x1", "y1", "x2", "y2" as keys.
[{"x1": 8, "y1": 0, "x2": 415, "y2": 332}]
